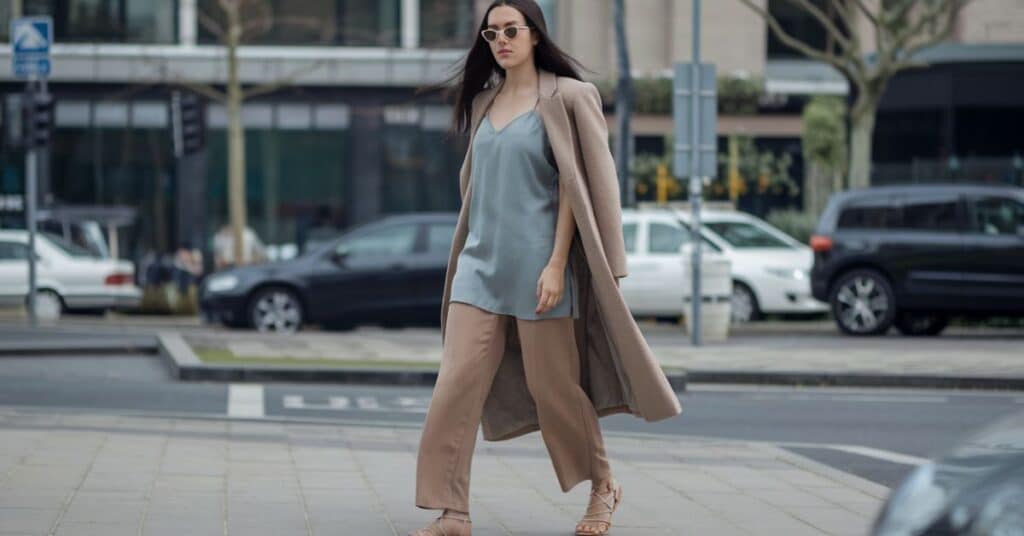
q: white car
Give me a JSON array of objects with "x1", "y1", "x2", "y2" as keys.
[
  {"x1": 620, "y1": 209, "x2": 730, "y2": 318},
  {"x1": 0, "y1": 230, "x2": 141, "y2": 318},
  {"x1": 672, "y1": 208, "x2": 828, "y2": 322}
]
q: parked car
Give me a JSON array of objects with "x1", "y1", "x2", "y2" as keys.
[
  {"x1": 871, "y1": 409, "x2": 1024, "y2": 536},
  {"x1": 0, "y1": 230, "x2": 141, "y2": 318},
  {"x1": 200, "y1": 213, "x2": 457, "y2": 333},
  {"x1": 811, "y1": 185, "x2": 1024, "y2": 336},
  {"x1": 672, "y1": 208, "x2": 828, "y2": 323},
  {"x1": 620, "y1": 209, "x2": 729, "y2": 318}
]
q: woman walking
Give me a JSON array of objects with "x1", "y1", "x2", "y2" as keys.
[{"x1": 412, "y1": 2, "x2": 682, "y2": 535}]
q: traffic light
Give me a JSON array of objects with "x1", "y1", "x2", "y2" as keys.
[
  {"x1": 170, "y1": 90, "x2": 205, "y2": 157},
  {"x1": 22, "y1": 91, "x2": 53, "y2": 149}
]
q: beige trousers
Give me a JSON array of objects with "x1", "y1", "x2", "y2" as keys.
[{"x1": 415, "y1": 301, "x2": 612, "y2": 512}]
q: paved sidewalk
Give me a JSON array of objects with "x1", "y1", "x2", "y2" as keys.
[{"x1": 0, "y1": 407, "x2": 888, "y2": 535}]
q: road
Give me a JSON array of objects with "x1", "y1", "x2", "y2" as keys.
[{"x1": 1, "y1": 352, "x2": 1021, "y2": 490}]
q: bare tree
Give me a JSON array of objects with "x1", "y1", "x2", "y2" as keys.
[
  {"x1": 737, "y1": 0, "x2": 971, "y2": 188},
  {"x1": 613, "y1": 0, "x2": 633, "y2": 206},
  {"x1": 176, "y1": 0, "x2": 328, "y2": 265}
]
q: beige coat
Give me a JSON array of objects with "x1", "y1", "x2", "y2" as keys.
[{"x1": 441, "y1": 68, "x2": 683, "y2": 441}]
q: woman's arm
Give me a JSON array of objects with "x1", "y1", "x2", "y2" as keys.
[{"x1": 537, "y1": 179, "x2": 576, "y2": 314}]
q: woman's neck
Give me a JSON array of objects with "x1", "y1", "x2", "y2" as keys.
[{"x1": 501, "y1": 62, "x2": 539, "y2": 95}]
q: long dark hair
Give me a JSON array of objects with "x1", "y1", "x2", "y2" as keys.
[{"x1": 422, "y1": 0, "x2": 588, "y2": 136}]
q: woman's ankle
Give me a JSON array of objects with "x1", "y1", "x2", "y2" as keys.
[{"x1": 443, "y1": 508, "x2": 470, "y2": 518}]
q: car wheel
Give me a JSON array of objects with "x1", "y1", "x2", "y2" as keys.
[
  {"x1": 248, "y1": 287, "x2": 303, "y2": 334},
  {"x1": 830, "y1": 269, "x2": 896, "y2": 336},
  {"x1": 895, "y1": 312, "x2": 948, "y2": 336},
  {"x1": 30, "y1": 289, "x2": 64, "y2": 321},
  {"x1": 731, "y1": 282, "x2": 761, "y2": 324}
]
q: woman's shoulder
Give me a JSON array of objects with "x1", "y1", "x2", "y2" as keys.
[{"x1": 554, "y1": 76, "x2": 601, "y2": 110}]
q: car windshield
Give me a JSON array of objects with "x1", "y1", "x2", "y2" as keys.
[
  {"x1": 41, "y1": 232, "x2": 100, "y2": 258},
  {"x1": 704, "y1": 221, "x2": 795, "y2": 249}
]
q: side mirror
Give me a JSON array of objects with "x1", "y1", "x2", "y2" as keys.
[{"x1": 330, "y1": 246, "x2": 350, "y2": 265}]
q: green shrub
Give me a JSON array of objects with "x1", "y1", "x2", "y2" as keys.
[{"x1": 765, "y1": 209, "x2": 818, "y2": 244}]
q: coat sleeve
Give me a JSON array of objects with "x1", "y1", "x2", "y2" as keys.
[{"x1": 573, "y1": 82, "x2": 628, "y2": 279}]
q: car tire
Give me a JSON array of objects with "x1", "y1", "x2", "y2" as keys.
[
  {"x1": 895, "y1": 312, "x2": 948, "y2": 337},
  {"x1": 731, "y1": 282, "x2": 761, "y2": 324},
  {"x1": 29, "y1": 289, "x2": 64, "y2": 321},
  {"x1": 248, "y1": 287, "x2": 303, "y2": 334},
  {"x1": 829, "y1": 269, "x2": 897, "y2": 336}
]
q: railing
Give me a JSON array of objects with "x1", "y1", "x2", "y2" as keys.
[{"x1": 872, "y1": 157, "x2": 1024, "y2": 187}]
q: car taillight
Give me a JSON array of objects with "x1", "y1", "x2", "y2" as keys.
[
  {"x1": 810, "y1": 235, "x2": 833, "y2": 253},
  {"x1": 105, "y1": 273, "x2": 133, "y2": 286}
]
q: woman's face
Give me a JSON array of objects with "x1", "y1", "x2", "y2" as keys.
[{"x1": 484, "y1": 5, "x2": 539, "y2": 71}]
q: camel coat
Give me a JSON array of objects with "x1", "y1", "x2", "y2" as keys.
[{"x1": 441, "y1": 68, "x2": 683, "y2": 441}]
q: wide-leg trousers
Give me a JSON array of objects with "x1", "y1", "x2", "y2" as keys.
[{"x1": 415, "y1": 301, "x2": 612, "y2": 512}]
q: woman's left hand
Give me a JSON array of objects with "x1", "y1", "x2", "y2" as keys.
[{"x1": 536, "y1": 264, "x2": 565, "y2": 315}]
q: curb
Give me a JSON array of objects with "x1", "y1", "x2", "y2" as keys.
[
  {"x1": 0, "y1": 339, "x2": 159, "y2": 357},
  {"x1": 156, "y1": 332, "x2": 691, "y2": 391},
  {"x1": 684, "y1": 370, "x2": 1024, "y2": 390}
]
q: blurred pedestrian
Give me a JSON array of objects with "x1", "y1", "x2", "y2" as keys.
[{"x1": 409, "y1": 2, "x2": 681, "y2": 536}]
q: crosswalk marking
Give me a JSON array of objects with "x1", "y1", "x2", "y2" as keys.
[
  {"x1": 281, "y1": 394, "x2": 429, "y2": 413},
  {"x1": 228, "y1": 384, "x2": 265, "y2": 418}
]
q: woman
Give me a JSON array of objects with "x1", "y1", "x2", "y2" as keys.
[{"x1": 412, "y1": 2, "x2": 683, "y2": 535}]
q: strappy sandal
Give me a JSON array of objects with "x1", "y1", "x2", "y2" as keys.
[
  {"x1": 575, "y1": 479, "x2": 623, "y2": 535},
  {"x1": 408, "y1": 510, "x2": 472, "y2": 536}
]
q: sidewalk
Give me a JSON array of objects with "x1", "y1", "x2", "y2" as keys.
[{"x1": 0, "y1": 407, "x2": 887, "y2": 535}]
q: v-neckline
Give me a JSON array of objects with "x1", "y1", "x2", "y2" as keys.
[{"x1": 485, "y1": 108, "x2": 534, "y2": 134}]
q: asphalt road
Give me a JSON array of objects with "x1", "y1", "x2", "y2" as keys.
[{"x1": 1, "y1": 353, "x2": 1022, "y2": 489}]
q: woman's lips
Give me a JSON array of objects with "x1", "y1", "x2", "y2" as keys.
[{"x1": 498, "y1": 50, "x2": 512, "y2": 55}]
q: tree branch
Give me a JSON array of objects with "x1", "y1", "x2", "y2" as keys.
[
  {"x1": 241, "y1": 59, "x2": 326, "y2": 100},
  {"x1": 784, "y1": 0, "x2": 853, "y2": 50},
  {"x1": 891, "y1": 0, "x2": 970, "y2": 67},
  {"x1": 737, "y1": 0, "x2": 860, "y2": 80},
  {"x1": 851, "y1": 0, "x2": 878, "y2": 27},
  {"x1": 174, "y1": 80, "x2": 228, "y2": 104},
  {"x1": 197, "y1": 10, "x2": 225, "y2": 40},
  {"x1": 240, "y1": 15, "x2": 328, "y2": 42}
]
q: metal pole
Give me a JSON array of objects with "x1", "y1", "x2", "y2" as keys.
[
  {"x1": 25, "y1": 80, "x2": 38, "y2": 326},
  {"x1": 689, "y1": 0, "x2": 703, "y2": 346}
]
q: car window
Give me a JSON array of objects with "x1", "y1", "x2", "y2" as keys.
[
  {"x1": 705, "y1": 221, "x2": 793, "y2": 249},
  {"x1": 837, "y1": 198, "x2": 901, "y2": 230},
  {"x1": 649, "y1": 223, "x2": 686, "y2": 254},
  {"x1": 338, "y1": 224, "x2": 418, "y2": 258},
  {"x1": 623, "y1": 223, "x2": 637, "y2": 254},
  {"x1": 898, "y1": 196, "x2": 962, "y2": 232},
  {"x1": 0, "y1": 241, "x2": 29, "y2": 261},
  {"x1": 426, "y1": 223, "x2": 455, "y2": 254},
  {"x1": 970, "y1": 196, "x2": 1024, "y2": 235},
  {"x1": 40, "y1": 232, "x2": 98, "y2": 258}
]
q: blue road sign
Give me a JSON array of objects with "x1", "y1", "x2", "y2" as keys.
[{"x1": 11, "y1": 17, "x2": 53, "y2": 79}]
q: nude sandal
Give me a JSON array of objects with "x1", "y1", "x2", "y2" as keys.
[
  {"x1": 575, "y1": 479, "x2": 623, "y2": 535},
  {"x1": 408, "y1": 510, "x2": 472, "y2": 536}
]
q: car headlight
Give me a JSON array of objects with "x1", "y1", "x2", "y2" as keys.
[
  {"x1": 873, "y1": 463, "x2": 948, "y2": 536},
  {"x1": 206, "y1": 274, "x2": 240, "y2": 293},
  {"x1": 764, "y1": 267, "x2": 807, "y2": 280}
]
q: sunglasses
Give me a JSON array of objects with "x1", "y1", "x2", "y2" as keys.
[{"x1": 481, "y1": 25, "x2": 531, "y2": 42}]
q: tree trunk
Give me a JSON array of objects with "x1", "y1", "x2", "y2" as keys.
[
  {"x1": 803, "y1": 162, "x2": 834, "y2": 219},
  {"x1": 613, "y1": 0, "x2": 632, "y2": 207},
  {"x1": 847, "y1": 100, "x2": 878, "y2": 190},
  {"x1": 225, "y1": 6, "x2": 247, "y2": 265}
]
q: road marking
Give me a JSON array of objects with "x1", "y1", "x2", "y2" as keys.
[
  {"x1": 356, "y1": 397, "x2": 380, "y2": 410},
  {"x1": 227, "y1": 384, "x2": 265, "y2": 418},
  {"x1": 280, "y1": 394, "x2": 429, "y2": 413},
  {"x1": 738, "y1": 393, "x2": 947, "y2": 403},
  {"x1": 329, "y1": 397, "x2": 350, "y2": 410},
  {"x1": 776, "y1": 441, "x2": 929, "y2": 466}
]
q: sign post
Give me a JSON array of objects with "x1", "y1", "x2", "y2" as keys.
[
  {"x1": 12, "y1": 16, "x2": 53, "y2": 326},
  {"x1": 673, "y1": 0, "x2": 717, "y2": 346}
]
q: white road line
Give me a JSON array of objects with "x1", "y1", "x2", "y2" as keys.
[
  {"x1": 776, "y1": 440, "x2": 929, "y2": 466},
  {"x1": 738, "y1": 394, "x2": 948, "y2": 403},
  {"x1": 357, "y1": 397, "x2": 380, "y2": 410},
  {"x1": 329, "y1": 397, "x2": 350, "y2": 409},
  {"x1": 283, "y1": 395, "x2": 305, "y2": 409},
  {"x1": 227, "y1": 384, "x2": 265, "y2": 418}
]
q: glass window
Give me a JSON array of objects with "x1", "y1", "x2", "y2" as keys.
[
  {"x1": 837, "y1": 200, "x2": 901, "y2": 230},
  {"x1": 705, "y1": 221, "x2": 793, "y2": 248},
  {"x1": 426, "y1": 223, "x2": 455, "y2": 254},
  {"x1": 898, "y1": 196, "x2": 963, "y2": 232},
  {"x1": 339, "y1": 224, "x2": 417, "y2": 258},
  {"x1": 766, "y1": 0, "x2": 839, "y2": 60},
  {"x1": 649, "y1": 223, "x2": 686, "y2": 254},
  {"x1": 25, "y1": 0, "x2": 177, "y2": 43},
  {"x1": 970, "y1": 197, "x2": 1024, "y2": 235},
  {"x1": 41, "y1": 233, "x2": 98, "y2": 258},
  {"x1": 197, "y1": 0, "x2": 400, "y2": 47},
  {"x1": 421, "y1": 0, "x2": 476, "y2": 48},
  {"x1": 0, "y1": 241, "x2": 29, "y2": 261},
  {"x1": 623, "y1": 223, "x2": 637, "y2": 253}
]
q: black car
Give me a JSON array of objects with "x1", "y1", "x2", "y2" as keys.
[
  {"x1": 810, "y1": 185, "x2": 1024, "y2": 336},
  {"x1": 871, "y1": 410, "x2": 1024, "y2": 536},
  {"x1": 200, "y1": 213, "x2": 457, "y2": 333}
]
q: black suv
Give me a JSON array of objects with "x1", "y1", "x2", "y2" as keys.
[{"x1": 811, "y1": 185, "x2": 1024, "y2": 336}]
